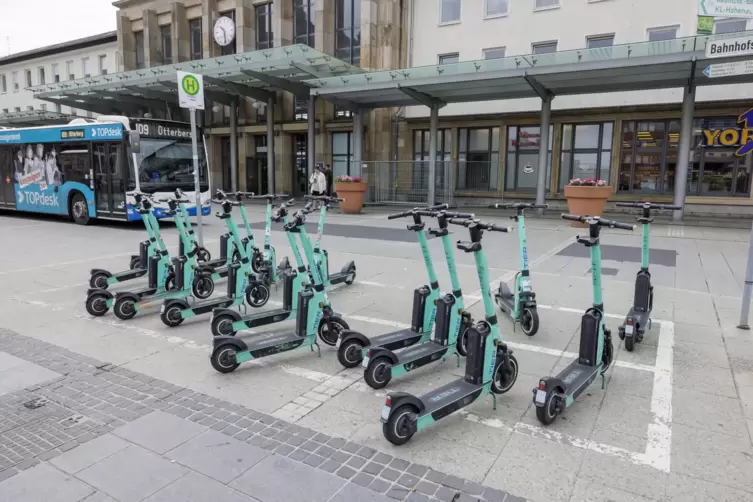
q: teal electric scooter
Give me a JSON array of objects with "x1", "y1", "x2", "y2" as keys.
[
  {"x1": 305, "y1": 195, "x2": 356, "y2": 288},
  {"x1": 491, "y1": 202, "x2": 548, "y2": 336},
  {"x1": 363, "y1": 208, "x2": 475, "y2": 389},
  {"x1": 243, "y1": 194, "x2": 293, "y2": 286},
  {"x1": 209, "y1": 207, "x2": 350, "y2": 373},
  {"x1": 174, "y1": 188, "x2": 212, "y2": 263},
  {"x1": 335, "y1": 204, "x2": 449, "y2": 369},
  {"x1": 533, "y1": 214, "x2": 634, "y2": 425},
  {"x1": 159, "y1": 197, "x2": 255, "y2": 327},
  {"x1": 381, "y1": 217, "x2": 519, "y2": 445},
  {"x1": 106, "y1": 197, "x2": 216, "y2": 320},
  {"x1": 209, "y1": 200, "x2": 310, "y2": 337}
]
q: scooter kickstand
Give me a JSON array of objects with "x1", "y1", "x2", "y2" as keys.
[
  {"x1": 492, "y1": 394, "x2": 497, "y2": 411},
  {"x1": 600, "y1": 373, "x2": 606, "y2": 390},
  {"x1": 648, "y1": 318, "x2": 652, "y2": 330},
  {"x1": 454, "y1": 353, "x2": 460, "y2": 368}
]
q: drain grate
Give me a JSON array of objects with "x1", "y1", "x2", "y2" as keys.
[{"x1": 23, "y1": 397, "x2": 48, "y2": 410}]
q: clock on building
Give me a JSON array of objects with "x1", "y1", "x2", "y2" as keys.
[{"x1": 213, "y1": 16, "x2": 236, "y2": 47}]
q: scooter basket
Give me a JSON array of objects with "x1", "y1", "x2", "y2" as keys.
[
  {"x1": 578, "y1": 309, "x2": 602, "y2": 367},
  {"x1": 295, "y1": 289, "x2": 314, "y2": 337},
  {"x1": 464, "y1": 323, "x2": 490, "y2": 385},
  {"x1": 433, "y1": 294, "x2": 456, "y2": 346},
  {"x1": 410, "y1": 286, "x2": 431, "y2": 332}
]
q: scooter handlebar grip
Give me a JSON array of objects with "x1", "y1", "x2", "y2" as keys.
[
  {"x1": 615, "y1": 202, "x2": 639, "y2": 207},
  {"x1": 599, "y1": 219, "x2": 634, "y2": 231},
  {"x1": 489, "y1": 224, "x2": 513, "y2": 233},
  {"x1": 561, "y1": 213, "x2": 586, "y2": 222},
  {"x1": 660, "y1": 204, "x2": 683, "y2": 210},
  {"x1": 388, "y1": 210, "x2": 413, "y2": 220},
  {"x1": 447, "y1": 218, "x2": 473, "y2": 227},
  {"x1": 531, "y1": 204, "x2": 549, "y2": 209},
  {"x1": 445, "y1": 212, "x2": 475, "y2": 219},
  {"x1": 427, "y1": 203, "x2": 449, "y2": 211}
]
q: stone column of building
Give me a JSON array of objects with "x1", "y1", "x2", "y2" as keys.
[
  {"x1": 201, "y1": 0, "x2": 219, "y2": 59},
  {"x1": 272, "y1": 0, "x2": 294, "y2": 192},
  {"x1": 172, "y1": 2, "x2": 189, "y2": 63},
  {"x1": 142, "y1": 10, "x2": 162, "y2": 68},
  {"x1": 235, "y1": 5, "x2": 259, "y2": 125},
  {"x1": 314, "y1": 0, "x2": 336, "y2": 167},
  {"x1": 116, "y1": 13, "x2": 136, "y2": 71}
]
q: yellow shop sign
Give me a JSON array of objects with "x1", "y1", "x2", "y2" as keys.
[{"x1": 702, "y1": 108, "x2": 753, "y2": 155}]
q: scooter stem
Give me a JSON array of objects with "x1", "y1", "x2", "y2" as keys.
[{"x1": 641, "y1": 222, "x2": 650, "y2": 270}]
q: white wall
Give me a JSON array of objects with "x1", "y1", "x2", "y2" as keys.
[
  {"x1": 0, "y1": 41, "x2": 117, "y2": 117},
  {"x1": 406, "y1": 0, "x2": 752, "y2": 118}
]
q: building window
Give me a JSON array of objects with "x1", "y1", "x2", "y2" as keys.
[
  {"x1": 505, "y1": 125, "x2": 554, "y2": 191},
  {"x1": 256, "y1": 3, "x2": 273, "y2": 50},
  {"x1": 294, "y1": 0, "x2": 316, "y2": 47},
  {"x1": 647, "y1": 26, "x2": 678, "y2": 41},
  {"x1": 12, "y1": 72, "x2": 18, "y2": 91},
  {"x1": 534, "y1": 0, "x2": 560, "y2": 9},
  {"x1": 332, "y1": 132, "x2": 354, "y2": 177},
  {"x1": 219, "y1": 11, "x2": 236, "y2": 56},
  {"x1": 586, "y1": 34, "x2": 614, "y2": 48},
  {"x1": 0, "y1": 74, "x2": 6, "y2": 93},
  {"x1": 66, "y1": 61, "x2": 74, "y2": 80},
  {"x1": 98, "y1": 55, "x2": 107, "y2": 75},
  {"x1": 14, "y1": 107, "x2": 20, "y2": 112},
  {"x1": 714, "y1": 19, "x2": 747, "y2": 34},
  {"x1": 485, "y1": 0, "x2": 508, "y2": 17},
  {"x1": 483, "y1": 47, "x2": 506, "y2": 59},
  {"x1": 458, "y1": 128, "x2": 499, "y2": 190},
  {"x1": 189, "y1": 19, "x2": 202, "y2": 60},
  {"x1": 25, "y1": 70, "x2": 32, "y2": 88},
  {"x1": 413, "y1": 129, "x2": 452, "y2": 192},
  {"x1": 82, "y1": 57, "x2": 91, "y2": 78},
  {"x1": 38, "y1": 67, "x2": 45, "y2": 85},
  {"x1": 26, "y1": 106, "x2": 33, "y2": 111},
  {"x1": 161, "y1": 24, "x2": 173, "y2": 64},
  {"x1": 532, "y1": 41, "x2": 557, "y2": 54},
  {"x1": 51, "y1": 63, "x2": 60, "y2": 82},
  {"x1": 40, "y1": 104, "x2": 47, "y2": 112},
  {"x1": 55, "y1": 103, "x2": 62, "y2": 113},
  {"x1": 619, "y1": 120, "x2": 682, "y2": 194},
  {"x1": 335, "y1": 0, "x2": 360, "y2": 65},
  {"x1": 688, "y1": 117, "x2": 751, "y2": 196},
  {"x1": 134, "y1": 31, "x2": 145, "y2": 68},
  {"x1": 294, "y1": 97, "x2": 309, "y2": 121},
  {"x1": 438, "y1": 53, "x2": 459, "y2": 64},
  {"x1": 560, "y1": 123, "x2": 613, "y2": 190},
  {"x1": 439, "y1": 0, "x2": 461, "y2": 24}
]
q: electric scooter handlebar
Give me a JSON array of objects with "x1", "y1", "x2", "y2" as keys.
[
  {"x1": 447, "y1": 218, "x2": 513, "y2": 232},
  {"x1": 249, "y1": 193, "x2": 290, "y2": 200},
  {"x1": 387, "y1": 203, "x2": 449, "y2": 220},
  {"x1": 561, "y1": 214, "x2": 634, "y2": 231},
  {"x1": 616, "y1": 202, "x2": 682, "y2": 211},
  {"x1": 305, "y1": 195, "x2": 345, "y2": 203},
  {"x1": 491, "y1": 202, "x2": 549, "y2": 210}
]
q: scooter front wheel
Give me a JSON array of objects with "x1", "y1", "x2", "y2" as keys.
[
  {"x1": 86, "y1": 293, "x2": 109, "y2": 316},
  {"x1": 491, "y1": 354, "x2": 518, "y2": 394},
  {"x1": 89, "y1": 272, "x2": 109, "y2": 290},
  {"x1": 129, "y1": 256, "x2": 141, "y2": 270},
  {"x1": 196, "y1": 247, "x2": 211, "y2": 263},
  {"x1": 114, "y1": 297, "x2": 137, "y2": 320},
  {"x1": 364, "y1": 357, "x2": 392, "y2": 389},
  {"x1": 245, "y1": 283, "x2": 270, "y2": 308},
  {"x1": 211, "y1": 314, "x2": 237, "y2": 337},
  {"x1": 160, "y1": 304, "x2": 185, "y2": 327},
  {"x1": 383, "y1": 404, "x2": 418, "y2": 446},
  {"x1": 337, "y1": 339, "x2": 364, "y2": 368},
  {"x1": 211, "y1": 344, "x2": 240, "y2": 373},
  {"x1": 251, "y1": 252, "x2": 265, "y2": 274},
  {"x1": 456, "y1": 329, "x2": 469, "y2": 357},
  {"x1": 318, "y1": 316, "x2": 350, "y2": 347},
  {"x1": 192, "y1": 274, "x2": 214, "y2": 299},
  {"x1": 521, "y1": 307, "x2": 539, "y2": 337},
  {"x1": 536, "y1": 390, "x2": 560, "y2": 425}
]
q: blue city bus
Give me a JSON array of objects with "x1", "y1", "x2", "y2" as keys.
[{"x1": 0, "y1": 115, "x2": 211, "y2": 224}]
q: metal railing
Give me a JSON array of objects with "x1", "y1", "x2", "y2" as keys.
[{"x1": 361, "y1": 160, "x2": 454, "y2": 206}]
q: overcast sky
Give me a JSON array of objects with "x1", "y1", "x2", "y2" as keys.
[{"x1": 0, "y1": 0, "x2": 117, "y2": 56}]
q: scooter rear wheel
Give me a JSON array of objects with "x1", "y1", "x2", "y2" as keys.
[
  {"x1": 90, "y1": 272, "x2": 109, "y2": 290},
  {"x1": 114, "y1": 297, "x2": 137, "y2": 320},
  {"x1": 129, "y1": 256, "x2": 141, "y2": 270},
  {"x1": 536, "y1": 390, "x2": 560, "y2": 425},
  {"x1": 624, "y1": 333, "x2": 635, "y2": 352},
  {"x1": 86, "y1": 293, "x2": 109, "y2": 316},
  {"x1": 383, "y1": 404, "x2": 418, "y2": 446},
  {"x1": 491, "y1": 354, "x2": 518, "y2": 394},
  {"x1": 344, "y1": 269, "x2": 356, "y2": 286},
  {"x1": 337, "y1": 339, "x2": 363, "y2": 368},
  {"x1": 210, "y1": 344, "x2": 240, "y2": 373},
  {"x1": 318, "y1": 316, "x2": 350, "y2": 346},
  {"x1": 364, "y1": 357, "x2": 392, "y2": 389},
  {"x1": 521, "y1": 307, "x2": 539, "y2": 337}
]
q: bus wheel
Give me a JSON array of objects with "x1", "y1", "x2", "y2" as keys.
[{"x1": 70, "y1": 192, "x2": 90, "y2": 225}]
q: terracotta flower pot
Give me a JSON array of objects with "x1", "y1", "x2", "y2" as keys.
[
  {"x1": 564, "y1": 185, "x2": 612, "y2": 227},
  {"x1": 334, "y1": 181, "x2": 368, "y2": 214}
]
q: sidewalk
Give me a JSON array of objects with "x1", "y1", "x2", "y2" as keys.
[{"x1": 0, "y1": 329, "x2": 520, "y2": 502}]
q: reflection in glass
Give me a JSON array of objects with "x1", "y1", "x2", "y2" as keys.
[{"x1": 633, "y1": 153, "x2": 661, "y2": 192}]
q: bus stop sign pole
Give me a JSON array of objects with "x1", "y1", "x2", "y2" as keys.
[
  {"x1": 738, "y1": 219, "x2": 753, "y2": 330},
  {"x1": 177, "y1": 71, "x2": 206, "y2": 247}
]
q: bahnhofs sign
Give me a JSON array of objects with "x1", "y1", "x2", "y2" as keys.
[
  {"x1": 706, "y1": 35, "x2": 753, "y2": 58},
  {"x1": 702, "y1": 108, "x2": 753, "y2": 155}
]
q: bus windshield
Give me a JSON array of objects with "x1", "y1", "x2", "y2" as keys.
[{"x1": 135, "y1": 136, "x2": 208, "y2": 192}]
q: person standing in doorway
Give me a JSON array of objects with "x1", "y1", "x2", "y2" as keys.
[{"x1": 309, "y1": 165, "x2": 327, "y2": 196}]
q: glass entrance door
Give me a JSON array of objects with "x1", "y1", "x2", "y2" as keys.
[
  {"x1": 94, "y1": 142, "x2": 127, "y2": 218},
  {"x1": 246, "y1": 156, "x2": 268, "y2": 195},
  {"x1": 0, "y1": 147, "x2": 15, "y2": 207},
  {"x1": 292, "y1": 134, "x2": 307, "y2": 197}
]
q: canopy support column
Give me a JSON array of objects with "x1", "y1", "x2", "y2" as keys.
[
  {"x1": 428, "y1": 103, "x2": 439, "y2": 206},
  {"x1": 307, "y1": 97, "x2": 316, "y2": 182},
  {"x1": 230, "y1": 99, "x2": 238, "y2": 192},
  {"x1": 672, "y1": 84, "x2": 696, "y2": 221},
  {"x1": 536, "y1": 97, "x2": 552, "y2": 210},
  {"x1": 353, "y1": 109, "x2": 363, "y2": 178},
  {"x1": 266, "y1": 98, "x2": 275, "y2": 194}
]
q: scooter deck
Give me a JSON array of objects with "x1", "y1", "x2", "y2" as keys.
[
  {"x1": 494, "y1": 292, "x2": 515, "y2": 311},
  {"x1": 241, "y1": 331, "x2": 308, "y2": 358},
  {"x1": 552, "y1": 360, "x2": 599, "y2": 403},
  {"x1": 371, "y1": 329, "x2": 426, "y2": 352},
  {"x1": 622, "y1": 307, "x2": 650, "y2": 327},
  {"x1": 393, "y1": 341, "x2": 449, "y2": 368},
  {"x1": 111, "y1": 268, "x2": 148, "y2": 282},
  {"x1": 419, "y1": 378, "x2": 485, "y2": 419},
  {"x1": 327, "y1": 272, "x2": 349, "y2": 285},
  {"x1": 181, "y1": 296, "x2": 236, "y2": 316},
  {"x1": 237, "y1": 308, "x2": 294, "y2": 328}
]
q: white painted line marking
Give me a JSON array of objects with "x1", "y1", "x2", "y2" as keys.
[
  {"x1": 641, "y1": 320, "x2": 673, "y2": 473},
  {"x1": 358, "y1": 280, "x2": 404, "y2": 289}
]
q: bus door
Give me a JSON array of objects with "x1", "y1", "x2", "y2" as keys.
[
  {"x1": 93, "y1": 142, "x2": 127, "y2": 218},
  {"x1": 0, "y1": 146, "x2": 15, "y2": 207}
]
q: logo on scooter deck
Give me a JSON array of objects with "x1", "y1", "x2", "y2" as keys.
[
  {"x1": 563, "y1": 368, "x2": 583, "y2": 384},
  {"x1": 428, "y1": 387, "x2": 461, "y2": 403}
]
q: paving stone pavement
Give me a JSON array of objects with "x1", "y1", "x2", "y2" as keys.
[{"x1": 0, "y1": 329, "x2": 521, "y2": 502}]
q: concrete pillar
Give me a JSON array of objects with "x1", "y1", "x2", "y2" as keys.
[
  {"x1": 272, "y1": 0, "x2": 293, "y2": 48},
  {"x1": 201, "y1": 0, "x2": 218, "y2": 58},
  {"x1": 672, "y1": 85, "x2": 696, "y2": 221},
  {"x1": 353, "y1": 109, "x2": 364, "y2": 178},
  {"x1": 143, "y1": 9, "x2": 161, "y2": 68},
  {"x1": 236, "y1": 3, "x2": 255, "y2": 52},
  {"x1": 536, "y1": 97, "x2": 552, "y2": 208},
  {"x1": 230, "y1": 99, "x2": 238, "y2": 192},
  {"x1": 308, "y1": 97, "x2": 316, "y2": 181},
  {"x1": 267, "y1": 98, "x2": 275, "y2": 193},
  {"x1": 172, "y1": 2, "x2": 189, "y2": 63},
  {"x1": 428, "y1": 104, "x2": 438, "y2": 205},
  {"x1": 315, "y1": 0, "x2": 335, "y2": 54},
  {"x1": 116, "y1": 13, "x2": 136, "y2": 71}
]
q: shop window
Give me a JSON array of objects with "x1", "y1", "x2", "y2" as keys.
[
  {"x1": 559, "y1": 123, "x2": 613, "y2": 190},
  {"x1": 458, "y1": 128, "x2": 499, "y2": 190},
  {"x1": 256, "y1": 3, "x2": 273, "y2": 49},
  {"x1": 413, "y1": 129, "x2": 452, "y2": 191},
  {"x1": 619, "y1": 120, "x2": 681, "y2": 194},
  {"x1": 335, "y1": 0, "x2": 360, "y2": 65},
  {"x1": 294, "y1": 0, "x2": 316, "y2": 48},
  {"x1": 505, "y1": 125, "x2": 553, "y2": 191},
  {"x1": 332, "y1": 132, "x2": 354, "y2": 177},
  {"x1": 688, "y1": 117, "x2": 751, "y2": 196}
]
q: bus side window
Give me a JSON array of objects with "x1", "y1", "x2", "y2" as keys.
[{"x1": 58, "y1": 143, "x2": 90, "y2": 185}]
